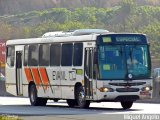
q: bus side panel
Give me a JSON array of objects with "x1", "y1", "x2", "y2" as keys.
[
  {"x1": 5, "y1": 65, "x2": 17, "y2": 96},
  {"x1": 22, "y1": 66, "x2": 62, "y2": 99},
  {"x1": 60, "y1": 67, "x2": 85, "y2": 99},
  {"x1": 60, "y1": 66, "x2": 74, "y2": 99},
  {"x1": 21, "y1": 67, "x2": 29, "y2": 97},
  {"x1": 28, "y1": 67, "x2": 51, "y2": 98},
  {"x1": 46, "y1": 67, "x2": 61, "y2": 98},
  {"x1": 34, "y1": 67, "x2": 64, "y2": 99}
]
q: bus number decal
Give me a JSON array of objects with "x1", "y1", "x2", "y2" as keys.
[{"x1": 69, "y1": 71, "x2": 76, "y2": 81}]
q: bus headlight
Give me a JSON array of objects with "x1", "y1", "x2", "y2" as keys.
[
  {"x1": 141, "y1": 86, "x2": 152, "y2": 92},
  {"x1": 99, "y1": 87, "x2": 114, "y2": 92}
]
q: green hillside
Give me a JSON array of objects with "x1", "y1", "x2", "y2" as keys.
[{"x1": 0, "y1": 0, "x2": 160, "y2": 15}]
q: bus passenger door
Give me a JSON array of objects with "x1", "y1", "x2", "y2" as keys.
[
  {"x1": 16, "y1": 51, "x2": 23, "y2": 96},
  {"x1": 84, "y1": 48, "x2": 94, "y2": 99}
]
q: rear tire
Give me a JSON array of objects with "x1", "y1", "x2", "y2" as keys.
[
  {"x1": 29, "y1": 84, "x2": 47, "y2": 106},
  {"x1": 121, "y1": 101, "x2": 133, "y2": 110},
  {"x1": 39, "y1": 98, "x2": 47, "y2": 106},
  {"x1": 76, "y1": 86, "x2": 90, "y2": 108},
  {"x1": 67, "y1": 99, "x2": 77, "y2": 107}
]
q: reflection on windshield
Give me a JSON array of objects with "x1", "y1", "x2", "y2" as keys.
[
  {"x1": 98, "y1": 45, "x2": 150, "y2": 80},
  {"x1": 98, "y1": 45, "x2": 126, "y2": 79},
  {"x1": 126, "y1": 45, "x2": 149, "y2": 78}
]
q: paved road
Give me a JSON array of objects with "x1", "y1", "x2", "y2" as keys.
[{"x1": 0, "y1": 97, "x2": 160, "y2": 120}]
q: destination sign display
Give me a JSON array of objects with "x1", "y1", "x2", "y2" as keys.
[
  {"x1": 115, "y1": 36, "x2": 141, "y2": 42},
  {"x1": 97, "y1": 34, "x2": 147, "y2": 45}
]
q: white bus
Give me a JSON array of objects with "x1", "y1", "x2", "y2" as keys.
[{"x1": 5, "y1": 29, "x2": 152, "y2": 109}]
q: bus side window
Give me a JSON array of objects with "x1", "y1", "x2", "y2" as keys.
[
  {"x1": 61, "y1": 43, "x2": 73, "y2": 66},
  {"x1": 50, "y1": 44, "x2": 61, "y2": 66},
  {"x1": 39, "y1": 44, "x2": 50, "y2": 66},
  {"x1": 6, "y1": 46, "x2": 15, "y2": 67},
  {"x1": 28, "y1": 45, "x2": 39, "y2": 66},
  {"x1": 73, "y1": 43, "x2": 83, "y2": 66},
  {"x1": 24, "y1": 45, "x2": 29, "y2": 66}
]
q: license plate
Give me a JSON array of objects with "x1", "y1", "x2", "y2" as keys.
[{"x1": 140, "y1": 91, "x2": 151, "y2": 96}]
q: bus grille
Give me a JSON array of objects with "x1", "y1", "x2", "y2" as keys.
[
  {"x1": 116, "y1": 88, "x2": 140, "y2": 92},
  {"x1": 109, "y1": 82, "x2": 146, "y2": 86}
]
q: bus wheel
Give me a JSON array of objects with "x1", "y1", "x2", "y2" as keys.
[
  {"x1": 29, "y1": 84, "x2": 47, "y2": 106},
  {"x1": 53, "y1": 99, "x2": 59, "y2": 102},
  {"x1": 39, "y1": 98, "x2": 47, "y2": 106},
  {"x1": 121, "y1": 101, "x2": 133, "y2": 110},
  {"x1": 76, "y1": 86, "x2": 90, "y2": 108},
  {"x1": 67, "y1": 99, "x2": 76, "y2": 107}
]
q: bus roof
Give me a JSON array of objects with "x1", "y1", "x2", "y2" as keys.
[
  {"x1": 6, "y1": 31, "x2": 147, "y2": 46},
  {"x1": 6, "y1": 29, "x2": 109, "y2": 45},
  {"x1": 6, "y1": 34, "x2": 98, "y2": 45},
  {"x1": 41, "y1": 29, "x2": 109, "y2": 38}
]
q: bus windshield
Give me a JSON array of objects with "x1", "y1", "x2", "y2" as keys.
[{"x1": 98, "y1": 45, "x2": 151, "y2": 80}]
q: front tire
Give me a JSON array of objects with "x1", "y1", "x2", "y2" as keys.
[
  {"x1": 76, "y1": 86, "x2": 90, "y2": 108},
  {"x1": 29, "y1": 84, "x2": 47, "y2": 106},
  {"x1": 53, "y1": 99, "x2": 59, "y2": 102},
  {"x1": 121, "y1": 101, "x2": 133, "y2": 110}
]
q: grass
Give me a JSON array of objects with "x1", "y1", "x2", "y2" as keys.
[{"x1": 0, "y1": 115, "x2": 21, "y2": 120}]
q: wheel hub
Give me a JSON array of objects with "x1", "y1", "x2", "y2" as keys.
[
  {"x1": 30, "y1": 88, "x2": 35, "y2": 102},
  {"x1": 79, "y1": 91, "x2": 85, "y2": 104}
]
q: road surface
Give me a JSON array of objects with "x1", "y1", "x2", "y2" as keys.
[{"x1": 0, "y1": 97, "x2": 160, "y2": 120}]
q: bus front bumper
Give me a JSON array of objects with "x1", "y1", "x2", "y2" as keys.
[{"x1": 95, "y1": 89, "x2": 152, "y2": 102}]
